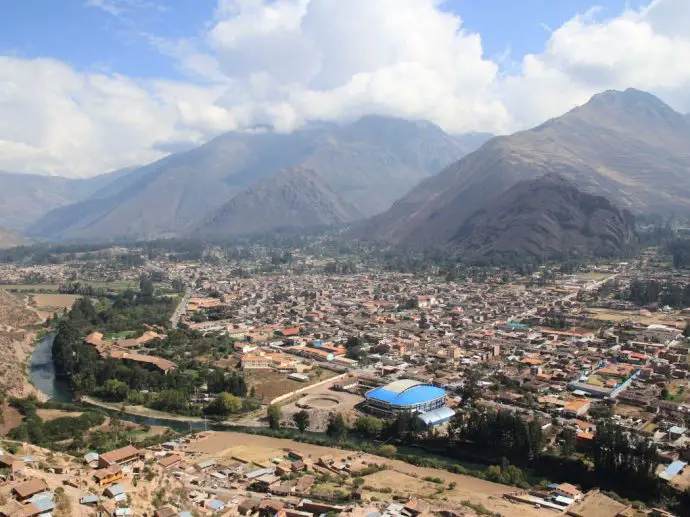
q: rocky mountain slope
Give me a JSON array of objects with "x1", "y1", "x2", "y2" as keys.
[
  {"x1": 0, "y1": 227, "x2": 25, "y2": 249},
  {"x1": 27, "y1": 117, "x2": 489, "y2": 241},
  {"x1": 356, "y1": 89, "x2": 690, "y2": 245},
  {"x1": 453, "y1": 174, "x2": 636, "y2": 259},
  {"x1": 0, "y1": 168, "x2": 132, "y2": 232},
  {"x1": 202, "y1": 168, "x2": 362, "y2": 236}
]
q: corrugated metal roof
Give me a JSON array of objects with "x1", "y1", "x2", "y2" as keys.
[
  {"x1": 418, "y1": 407, "x2": 455, "y2": 425},
  {"x1": 380, "y1": 379, "x2": 423, "y2": 394},
  {"x1": 660, "y1": 460, "x2": 687, "y2": 480}
]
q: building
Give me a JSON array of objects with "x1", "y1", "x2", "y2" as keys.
[
  {"x1": 98, "y1": 445, "x2": 140, "y2": 468},
  {"x1": 417, "y1": 407, "x2": 456, "y2": 427},
  {"x1": 13, "y1": 479, "x2": 49, "y2": 501},
  {"x1": 364, "y1": 379, "x2": 447, "y2": 416},
  {"x1": 93, "y1": 465, "x2": 124, "y2": 486}
]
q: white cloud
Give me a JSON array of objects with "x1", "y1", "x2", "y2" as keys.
[
  {"x1": 2, "y1": 0, "x2": 690, "y2": 177},
  {"x1": 500, "y1": 0, "x2": 690, "y2": 127}
]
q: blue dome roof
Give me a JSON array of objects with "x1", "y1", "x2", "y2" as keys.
[{"x1": 366, "y1": 381, "x2": 446, "y2": 406}]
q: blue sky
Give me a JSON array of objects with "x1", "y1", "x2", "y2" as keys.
[
  {"x1": 0, "y1": 0, "x2": 688, "y2": 177},
  {"x1": 1, "y1": 0, "x2": 644, "y2": 81}
]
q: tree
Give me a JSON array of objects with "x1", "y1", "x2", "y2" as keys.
[
  {"x1": 293, "y1": 410, "x2": 310, "y2": 434},
  {"x1": 326, "y1": 412, "x2": 348, "y2": 441},
  {"x1": 355, "y1": 416, "x2": 384, "y2": 438},
  {"x1": 461, "y1": 369, "x2": 482, "y2": 404},
  {"x1": 205, "y1": 392, "x2": 242, "y2": 417},
  {"x1": 267, "y1": 404, "x2": 281, "y2": 430},
  {"x1": 139, "y1": 275, "x2": 154, "y2": 301},
  {"x1": 684, "y1": 321, "x2": 690, "y2": 338},
  {"x1": 561, "y1": 428, "x2": 577, "y2": 457},
  {"x1": 378, "y1": 444, "x2": 397, "y2": 458}
]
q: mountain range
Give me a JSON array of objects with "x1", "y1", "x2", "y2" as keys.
[
  {"x1": 0, "y1": 168, "x2": 133, "y2": 232},
  {"x1": 355, "y1": 89, "x2": 690, "y2": 247},
  {"x1": 23, "y1": 117, "x2": 489, "y2": 241},
  {"x1": 453, "y1": 174, "x2": 636, "y2": 259},
  {"x1": 0, "y1": 227, "x2": 25, "y2": 249}
]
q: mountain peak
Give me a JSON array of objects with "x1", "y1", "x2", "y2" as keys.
[{"x1": 578, "y1": 88, "x2": 687, "y2": 130}]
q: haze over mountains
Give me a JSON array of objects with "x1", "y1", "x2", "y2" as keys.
[
  {"x1": 0, "y1": 227, "x2": 25, "y2": 249},
  {"x1": 356, "y1": 89, "x2": 690, "y2": 247},
  {"x1": 0, "y1": 168, "x2": 133, "y2": 232},
  {"x1": 24, "y1": 116, "x2": 487, "y2": 241}
]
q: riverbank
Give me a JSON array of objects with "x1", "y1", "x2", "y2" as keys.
[{"x1": 0, "y1": 289, "x2": 47, "y2": 402}]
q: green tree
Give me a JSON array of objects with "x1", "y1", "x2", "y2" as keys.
[
  {"x1": 561, "y1": 428, "x2": 577, "y2": 457},
  {"x1": 461, "y1": 369, "x2": 482, "y2": 404},
  {"x1": 293, "y1": 410, "x2": 310, "y2": 434},
  {"x1": 355, "y1": 416, "x2": 384, "y2": 438},
  {"x1": 204, "y1": 392, "x2": 242, "y2": 417},
  {"x1": 326, "y1": 412, "x2": 348, "y2": 441},
  {"x1": 101, "y1": 379, "x2": 129, "y2": 402},
  {"x1": 378, "y1": 444, "x2": 397, "y2": 458},
  {"x1": 684, "y1": 321, "x2": 690, "y2": 338},
  {"x1": 267, "y1": 404, "x2": 281, "y2": 430}
]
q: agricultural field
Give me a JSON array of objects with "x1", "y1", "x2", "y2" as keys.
[
  {"x1": 30, "y1": 294, "x2": 80, "y2": 320},
  {"x1": 0, "y1": 280, "x2": 139, "y2": 293}
]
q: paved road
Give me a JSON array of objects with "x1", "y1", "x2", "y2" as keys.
[{"x1": 170, "y1": 287, "x2": 192, "y2": 328}]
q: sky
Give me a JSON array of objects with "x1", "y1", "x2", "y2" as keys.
[{"x1": 0, "y1": 0, "x2": 688, "y2": 177}]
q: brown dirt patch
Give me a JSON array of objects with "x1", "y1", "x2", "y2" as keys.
[
  {"x1": 36, "y1": 409, "x2": 83, "y2": 422},
  {"x1": 0, "y1": 402, "x2": 23, "y2": 436},
  {"x1": 244, "y1": 368, "x2": 337, "y2": 402}
]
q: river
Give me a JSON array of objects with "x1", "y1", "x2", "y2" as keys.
[{"x1": 29, "y1": 331, "x2": 72, "y2": 403}]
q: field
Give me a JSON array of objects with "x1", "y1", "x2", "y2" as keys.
[
  {"x1": 0, "y1": 280, "x2": 139, "y2": 293},
  {"x1": 243, "y1": 368, "x2": 339, "y2": 402},
  {"x1": 587, "y1": 308, "x2": 685, "y2": 325},
  {"x1": 30, "y1": 294, "x2": 80, "y2": 320},
  {"x1": 35, "y1": 408, "x2": 84, "y2": 421},
  {"x1": 185, "y1": 432, "x2": 551, "y2": 516}
]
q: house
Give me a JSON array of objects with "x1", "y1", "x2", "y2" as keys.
[
  {"x1": 85, "y1": 331, "x2": 105, "y2": 346},
  {"x1": 554, "y1": 482, "x2": 582, "y2": 500},
  {"x1": 194, "y1": 459, "x2": 216, "y2": 471},
  {"x1": 107, "y1": 350, "x2": 177, "y2": 374},
  {"x1": 98, "y1": 445, "x2": 140, "y2": 468},
  {"x1": 238, "y1": 498, "x2": 262, "y2": 516},
  {"x1": 93, "y1": 465, "x2": 124, "y2": 486},
  {"x1": 21, "y1": 498, "x2": 55, "y2": 517},
  {"x1": 153, "y1": 508, "x2": 178, "y2": 517},
  {"x1": 159, "y1": 454, "x2": 182, "y2": 470},
  {"x1": 83, "y1": 452, "x2": 99, "y2": 465},
  {"x1": 103, "y1": 483, "x2": 126, "y2": 499},
  {"x1": 79, "y1": 494, "x2": 99, "y2": 506},
  {"x1": 564, "y1": 399, "x2": 591, "y2": 417},
  {"x1": 13, "y1": 479, "x2": 49, "y2": 501}
]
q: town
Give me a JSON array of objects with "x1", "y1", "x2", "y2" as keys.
[{"x1": 0, "y1": 241, "x2": 689, "y2": 516}]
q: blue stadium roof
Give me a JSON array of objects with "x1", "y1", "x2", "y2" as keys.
[{"x1": 366, "y1": 380, "x2": 446, "y2": 406}]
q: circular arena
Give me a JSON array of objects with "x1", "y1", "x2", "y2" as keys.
[
  {"x1": 364, "y1": 379, "x2": 447, "y2": 417},
  {"x1": 297, "y1": 393, "x2": 346, "y2": 410}
]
